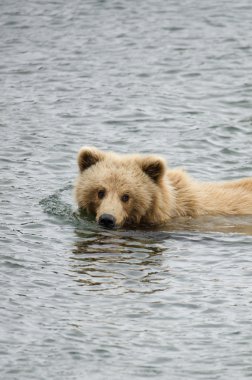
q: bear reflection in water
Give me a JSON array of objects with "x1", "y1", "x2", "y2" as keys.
[{"x1": 71, "y1": 229, "x2": 169, "y2": 292}]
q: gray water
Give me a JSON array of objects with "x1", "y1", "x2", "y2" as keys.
[{"x1": 1, "y1": 0, "x2": 252, "y2": 379}]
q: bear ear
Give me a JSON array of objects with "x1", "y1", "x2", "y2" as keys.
[
  {"x1": 139, "y1": 155, "x2": 166, "y2": 182},
  {"x1": 77, "y1": 147, "x2": 105, "y2": 172}
]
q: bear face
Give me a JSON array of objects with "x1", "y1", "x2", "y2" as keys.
[{"x1": 75, "y1": 147, "x2": 169, "y2": 228}]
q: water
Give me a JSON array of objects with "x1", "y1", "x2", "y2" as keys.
[{"x1": 1, "y1": 0, "x2": 252, "y2": 379}]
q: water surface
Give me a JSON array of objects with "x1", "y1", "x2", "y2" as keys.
[{"x1": 1, "y1": 0, "x2": 252, "y2": 379}]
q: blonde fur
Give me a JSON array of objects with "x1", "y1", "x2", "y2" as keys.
[{"x1": 75, "y1": 147, "x2": 252, "y2": 227}]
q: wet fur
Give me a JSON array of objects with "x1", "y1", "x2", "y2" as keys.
[{"x1": 75, "y1": 147, "x2": 252, "y2": 227}]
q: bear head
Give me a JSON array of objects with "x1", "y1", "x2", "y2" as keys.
[{"x1": 75, "y1": 147, "x2": 169, "y2": 228}]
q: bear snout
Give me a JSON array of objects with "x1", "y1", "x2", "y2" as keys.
[{"x1": 98, "y1": 213, "x2": 116, "y2": 229}]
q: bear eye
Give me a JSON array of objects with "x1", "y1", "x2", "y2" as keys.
[
  {"x1": 121, "y1": 194, "x2": 129, "y2": 203},
  {"x1": 98, "y1": 189, "x2": 106, "y2": 199}
]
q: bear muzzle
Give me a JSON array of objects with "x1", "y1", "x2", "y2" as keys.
[{"x1": 98, "y1": 213, "x2": 116, "y2": 229}]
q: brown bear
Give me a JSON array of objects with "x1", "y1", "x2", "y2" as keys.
[{"x1": 75, "y1": 146, "x2": 252, "y2": 228}]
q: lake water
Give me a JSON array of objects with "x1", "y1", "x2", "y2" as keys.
[{"x1": 1, "y1": 0, "x2": 252, "y2": 379}]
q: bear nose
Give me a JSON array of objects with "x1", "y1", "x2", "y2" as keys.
[{"x1": 98, "y1": 214, "x2": 116, "y2": 229}]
